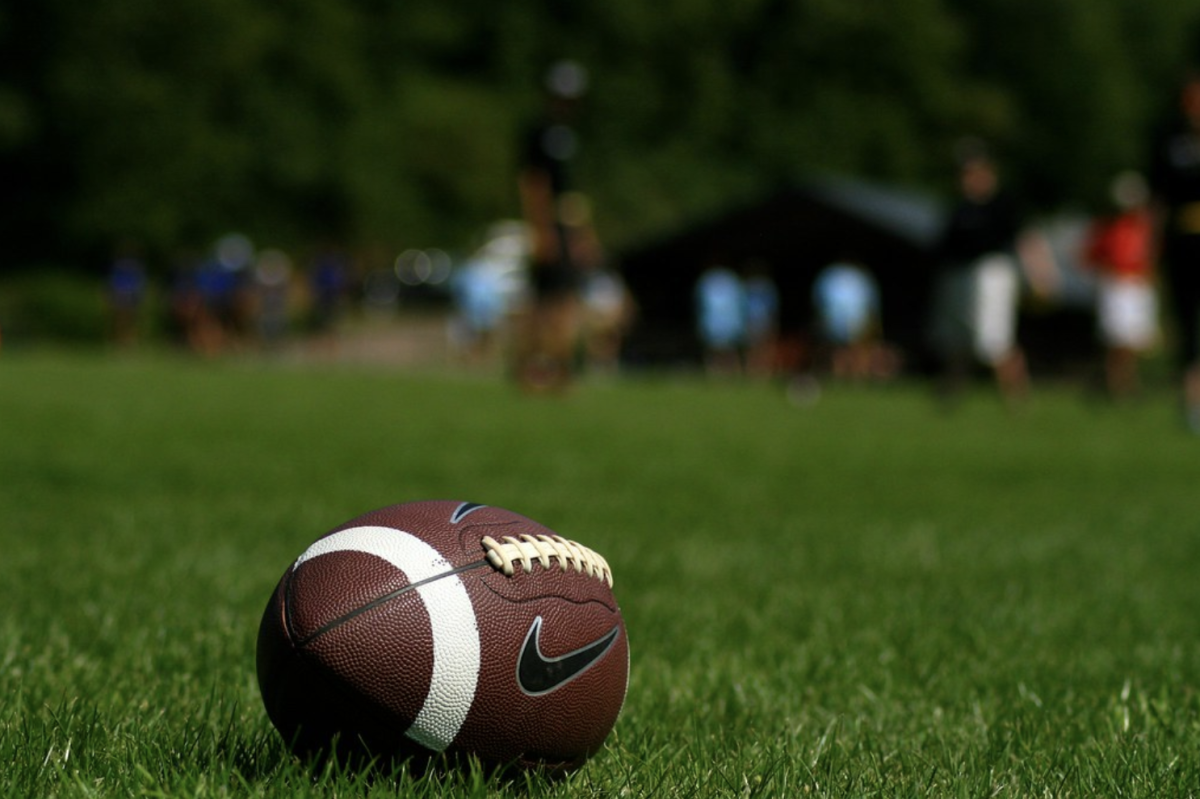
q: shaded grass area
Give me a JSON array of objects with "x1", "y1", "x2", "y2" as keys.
[{"x1": 1, "y1": 353, "x2": 1198, "y2": 796}]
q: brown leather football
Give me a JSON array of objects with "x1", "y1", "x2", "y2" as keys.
[{"x1": 256, "y1": 500, "x2": 628, "y2": 774}]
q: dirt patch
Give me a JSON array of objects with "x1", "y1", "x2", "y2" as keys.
[{"x1": 290, "y1": 313, "x2": 454, "y2": 367}]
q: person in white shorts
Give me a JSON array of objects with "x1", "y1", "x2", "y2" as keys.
[
  {"x1": 1083, "y1": 171, "x2": 1158, "y2": 398},
  {"x1": 929, "y1": 142, "x2": 1056, "y2": 406}
]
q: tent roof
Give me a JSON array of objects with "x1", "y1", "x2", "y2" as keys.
[
  {"x1": 800, "y1": 176, "x2": 943, "y2": 248},
  {"x1": 618, "y1": 177, "x2": 945, "y2": 274}
]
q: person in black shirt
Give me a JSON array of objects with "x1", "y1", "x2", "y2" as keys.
[
  {"x1": 1148, "y1": 71, "x2": 1200, "y2": 432},
  {"x1": 929, "y1": 142, "x2": 1055, "y2": 406},
  {"x1": 514, "y1": 60, "x2": 600, "y2": 392}
]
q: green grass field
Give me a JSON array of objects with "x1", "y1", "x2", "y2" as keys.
[{"x1": 2, "y1": 352, "x2": 1199, "y2": 797}]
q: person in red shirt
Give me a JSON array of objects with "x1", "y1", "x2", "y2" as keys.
[{"x1": 1082, "y1": 171, "x2": 1159, "y2": 399}]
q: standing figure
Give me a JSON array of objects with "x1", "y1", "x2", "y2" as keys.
[
  {"x1": 928, "y1": 141, "x2": 1055, "y2": 406},
  {"x1": 742, "y1": 263, "x2": 779, "y2": 378},
  {"x1": 581, "y1": 267, "x2": 635, "y2": 375},
  {"x1": 813, "y1": 259, "x2": 880, "y2": 380},
  {"x1": 1082, "y1": 172, "x2": 1158, "y2": 400},
  {"x1": 514, "y1": 60, "x2": 598, "y2": 393},
  {"x1": 255, "y1": 248, "x2": 294, "y2": 351},
  {"x1": 449, "y1": 256, "x2": 507, "y2": 365},
  {"x1": 694, "y1": 262, "x2": 746, "y2": 377},
  {"x1": 106, "y1": 248, "x2": 147, "y2": 347},
  {"x1": 1149, "y1": 72, "x2": 1200, "y2": 432}
]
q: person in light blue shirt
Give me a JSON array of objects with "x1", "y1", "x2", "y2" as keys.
[
  {"x1": 742, "y1": 264, "x2": 779, "y2": 377},
  {"x1": 813, "y1": 260, "x2": 880, "y2": 379},
  {"x1": 450, "y1": 258, "x2": 508, "y2": 363},
  {"x1": 695, "y1": 264, "x2": 747, "y2": 375}
]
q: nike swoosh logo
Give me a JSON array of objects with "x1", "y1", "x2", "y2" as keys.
[
  {"x1": 450, "y1": 502, "x2": 487, "y2": 523},
  {"x1": 517, "y1": 616, "x2": 620, "y2": 696}
]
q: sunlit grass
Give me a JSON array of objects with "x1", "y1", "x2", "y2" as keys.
[{"x1": 2, "y1": 353, "x2": 1198, "y2": 796}]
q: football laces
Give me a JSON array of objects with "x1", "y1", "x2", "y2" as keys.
[{"x1": 481, "y1": 534, "x2": 613, "y2": 587}]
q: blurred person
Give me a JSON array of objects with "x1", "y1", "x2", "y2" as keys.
[
  {"x1": 193, "y1": 254, "x2": 236, "y2": 356},
  {"x1": 514, "y1": 60, "x2": 598, "y2": 393},
  {"x1": 106, "y1": 247, "x2": 147, "y2": 347},
  {"x1": 167, "y1": 257, "x2": 203, "y2": 351},
  {"x1": 1148, "y1": 71, "x2": 1200, "y2": 432},
  {"x1": 742, "y1": 262, "x2": 779, "y2": 378},
  {"x1": 581, "y1": 266, "x2": 635, "y2": 375},
  {"x1": 215, "y1": 233, "x2": 258, "y2": 346},
  {"x1": 254, "y1": 248, "x2": 294, "y2": 350},
  {"x1": 928, "y1": 140, "x2": 1056, "y2": 407},
  {"x1": 1082, "y1": 171, "x2": 1158, "y2": 399},
  {"x1": 449, "y1": 256, "x2": 507, "y2": 365},
  {"x1": 308, "y1": 247, "x2": 350, "y2": 339},
  {"x1": 813, "y1": 258, "x2": 881, "y2": 380},
  {"x1": 694, "y1": 261, "x2": 746, "y2": 376}
]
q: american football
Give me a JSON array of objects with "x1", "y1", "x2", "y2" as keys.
[{"x1": 255, "y1": 500, "x2": 628, "y2": 774}]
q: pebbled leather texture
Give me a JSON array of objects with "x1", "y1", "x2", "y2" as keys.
[{"x1": 256, "y1": 500, "x2": 628, "y2": 774}]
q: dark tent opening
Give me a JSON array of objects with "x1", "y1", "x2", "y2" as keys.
[{"x1": 616, "y1": 178, "x2": 944, "y2": 371}]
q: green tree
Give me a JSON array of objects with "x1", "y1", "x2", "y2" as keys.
[
  {"x1": 945, "y1": 0, "x2": 1200, "y2": 208},
  {"x1": 2, "y1": 0, "x2": 1199, "y2": 270}
]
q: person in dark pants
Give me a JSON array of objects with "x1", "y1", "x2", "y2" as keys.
[
  {"x1": 928, "y1": 141, "x2": 1056, "y2": 408},
  {"x1": 514, "y1": 60, "x2": 600, "y2": 393},
  {"x1": 1148, "y1": 71, "x2": 1200, "y2": 433}
]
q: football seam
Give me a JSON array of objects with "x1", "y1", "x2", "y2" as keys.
[
  {"x1": 261, "y1": 503, "x2": 626, "y2": 773},
  {"x1": 477, "y1": 577, "x2": 620, "y2": 611},
  {"x1": 286, "y1": 558, "x2": 492, "y2": 648}
]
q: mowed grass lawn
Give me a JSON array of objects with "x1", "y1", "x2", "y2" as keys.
[{"x1": 1, "y1": 352, "x2": 1199, "y2": 797}]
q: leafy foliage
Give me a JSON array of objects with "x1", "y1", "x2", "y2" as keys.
[{"x1": 2, "y1": 0, "x2": 1199, "y2": 269}]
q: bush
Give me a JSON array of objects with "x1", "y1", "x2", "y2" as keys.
[{"x1": 0, "y1": 268, "x2": 108, "y2": 345}]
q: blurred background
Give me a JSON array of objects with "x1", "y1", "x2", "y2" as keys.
[{"x1": 2, "y1": 0, "x2": 1199, "y2": 372}]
